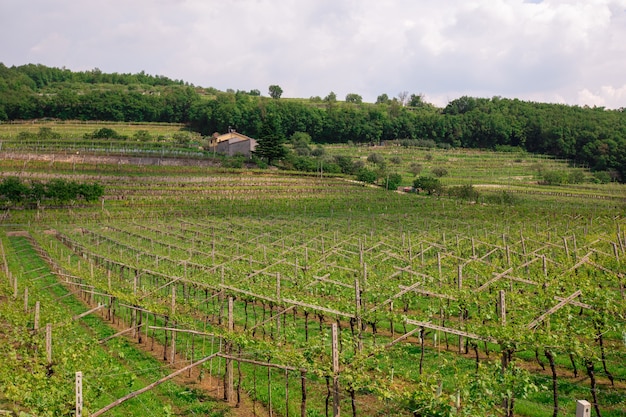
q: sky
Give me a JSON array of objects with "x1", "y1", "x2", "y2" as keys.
[{"x1": 2, "y1": 0, "x2": 626, "y2": 109}]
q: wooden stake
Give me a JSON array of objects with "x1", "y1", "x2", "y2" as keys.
[
  {"x1": 331, "y1": 323, "x2": 340, "y2": 417},
  {"x1": 46, "y1": 323, "x2": 52, "y2": 364},
  {"x1": 24, "y1": 287, "x2": 28, "y2": 312},
  {"x1": 355, "y1": 278, "x2": 363, "y2": 352},
  {"x1": 226, "y1": 297, "x2": 234, "y2": 402},
  {"x1": 34, "y1": 301, "x2": 40, "y2": 331},
  {"x1": 75, "y1": 372, "x2": 83, "y2": 417},
  {"x1": 498, "y1": 290, "x2": 506, "y2": 325}
]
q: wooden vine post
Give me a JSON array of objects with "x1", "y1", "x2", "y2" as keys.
[
  {"x1": 46, "y1": 323, "x2": 52, "y2": 364},
  {"x1": 497, "y1": 290, "x2": 506, "y2": 325},
  {"x1": 355, "y1": 277, "x2": 363, "y2": 352},
  {"x1": 331, "y1": 322, "x2": 340, "y2": 417},
  {"x1": 34, "y1": 301, "x2": 40, "y2": 331},
  {"x1": 75, "y1": 371, "x2": 83, "y2": 417},
  {"x1": 225, "y1": 296, "x2": 234, "y2": 402}
]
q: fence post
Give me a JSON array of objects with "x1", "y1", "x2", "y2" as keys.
[
  {"x1": 34, "y1": 301, "x2": 40, "y2": 331},
  {"x1": 332, "y1": 323, "x2": 340, "y2": 417},
  {"x1": 46, "y1": 323, "x2": 52, "y2": 364},
  {"x1": 76, "y1": 371, "x2": 83, "y2": 417}
]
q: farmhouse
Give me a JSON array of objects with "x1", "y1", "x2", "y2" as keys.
[{"x1": 209, "y1": 130, "x2": 258, "y2": 157}]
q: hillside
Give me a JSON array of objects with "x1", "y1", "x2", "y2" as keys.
[{"x1": 1, "y1": 63, "x2": 625, "y2": 181}]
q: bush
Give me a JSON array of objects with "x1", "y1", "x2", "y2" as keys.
[
  {"x1": 384, "y1": 173, "x2": 403, "y2": 190},
  {"x1": 367, "y1": 153, "x2": 385, "y2": 166},
  {"x1": 133, "y1": 130, "x2": 152, "y2": 142},
  {"x1": 408, "y1": 163, "x2": 423, "y2": 176},
  {"x1": 413, "y1": 176, "x2": 442, "y2": 195},
  {"x1": 390, "y1": 156, "x2": 402, "y2": 165},
  {"x1": 0, "y1": 177, "x2": 104, "y2": 206},
  {"x1": 37, "y1": 127, "x2": 61, "y2": 140},
  {"x1": 592, "y1": 171, "x2": 612, "y2": 184},
  {"x1": 431, "y1": 167, "x2": 449, "y2": 177},
  {"x1": 356, "y1": 168, "x2": 378, "y2": 184},
  {"x1": 311, "y1": 146, "x2": 326, "y2": 157},
  {"x1": 448, "y1": 184, "x2": 479, "y2": 201},
  {"x1": 85, "y1": 127, "x2": 126, "y2": 140},
  {"x1": 541, "y1": 171, "x2": 567, "y2": 185},
  {"x1": 568, "y1": 170, "x2": 585, "y2": 184}
]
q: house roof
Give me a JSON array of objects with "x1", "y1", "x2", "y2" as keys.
[{"x1": 215, "y1": 131, "x2": 255, "y2": 143}]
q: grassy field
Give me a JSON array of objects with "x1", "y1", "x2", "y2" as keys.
[
  {"x1": 1, "y1": 123, "x2": 625, "y2": 417},
  {"x1": 0, "y1": 120, "x2": 187, "y2": 139}
]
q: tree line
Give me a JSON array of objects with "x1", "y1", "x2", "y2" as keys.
[
  {"x1": 1, "y1": 63, "x2": 625, "y2": 180},
  {"x1": 0, "y1": 176, "x2": 104, "y2": 208}
]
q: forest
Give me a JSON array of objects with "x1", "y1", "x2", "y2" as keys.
[{"x1": 1, "y1": 63, "x2": 625, "y2": 181}]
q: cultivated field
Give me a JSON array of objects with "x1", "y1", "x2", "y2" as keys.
[{"x1": 1, "y1": 125, "x2": 625, "y2": 417}]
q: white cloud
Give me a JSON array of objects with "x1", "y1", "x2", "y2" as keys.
[{"x1": 1, "y1": 0, "x2": 625, "y2": 107}]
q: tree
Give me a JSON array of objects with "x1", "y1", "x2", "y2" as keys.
[
  {"x1": 408, "y1": 93, "x2": 425, "y2": 107},
  {"x1": 384, "y1": 173, "x2": 403, "y2": 190},
  {"x1": 345, "y1": 93, "x2": 362, "y2": 104},
  {"x1": 268, "y1": 85, "x2": 283, "y2": 99},
  {"x1": 397, "y1": 91, "x2": 409, "y2": 106},
  {"x1": 413, "y1": 176, "x2": 442, "y2": 195},
  {"x1": 255, "y1": 118, "x2": 287, "y2": 165},
  {"x1": 356, "y1": 168, "x2": 377, "y2": 184},
  {"x1": 376, "y1": 93, "x2": 390, "y2": 104},
  {"x1": 324, "y1": 91, "x2": 337, "y2": 103}
]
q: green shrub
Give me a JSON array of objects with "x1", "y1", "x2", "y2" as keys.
[
  {"x1": 367, "y1": 153, "x2": 385, "y2": 166},
  {"x1": 541, "y1": 171, "x2": 567, "y2": 185},
  {"x1": 448, "y1": 184, "x2": 479, "y2": 201},
  {"x1": 356, "y1": 168, "x2": 378, "y2": 184},
  {"x1": 408, "y1": 162, "x2": 423, "y2": 176},
  {"x1": 413, "y1": 176, "x2": 442, "y2": 195},
  {"x1": 592, "y1": 171, "x2": 612, "y2": 184},
  {"x1": 384, "y1": 173, "x2": 403, "y2": 190},
  {"x1": 431, "y1": 167, "x2": 449, "y2": 177}
]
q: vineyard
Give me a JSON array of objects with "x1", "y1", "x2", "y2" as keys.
[{"x1": 1, "y1": 151, "x2": 626, "y2": 417}]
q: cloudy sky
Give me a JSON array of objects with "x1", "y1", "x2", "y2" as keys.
[{"x1": 2, "y1": 0, "x2": 626, "y2": 108}]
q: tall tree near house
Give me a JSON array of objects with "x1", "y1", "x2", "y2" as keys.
[{"x1": 255, "y1": 117, "x2": 287, "y2": 165}]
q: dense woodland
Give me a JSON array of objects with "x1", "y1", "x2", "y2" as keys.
[{"x1": 1, "y1": 63, "x2": 625, "y2": 180}]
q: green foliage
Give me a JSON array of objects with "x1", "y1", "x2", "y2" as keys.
[
  {"x1": 84, "y1": 127, "x2": 126, "y2": 140},
  {"x1": 3, "y1": 63, "x2": 626, "y2": 182},
  {"x1": 133, "y1": 129, "x2": 152, "y2": 142},
  {"x1": 447, "y1": 184, "x2": 479, "y2": 201},
  {"x1": 413, "y1": 176, "x2": 442, "y2": 195},
  {"x1": 0, "y1": 176, "x2": 104, "y2": 206},
  {"x1": 431, "y1": 167, "x2": 449, "y2": 177},
  {"x1": 593, "y1": 171, "x2": 612, "y2": 184},
  {"x1": 255, "y1": 118, "x2": 287, "y2": 165},
  {"x1": 384, "y1": 173, "x2": 403, "y2": 190},
  {"x1": 311, "y1": 145, "x2": 325, "y2": 157},
  {"x1": 408, "y1": 162, "x2": 424, "y2": 176},
  {"x1": 345, "y1": 93, "x2": 363, "y2": 104},
  {"x1": 367, "y1": 153, "x2": 385, "y2": 166},
  {"x1": 541, "y1": 170, "x2": 568, "y2": 185},
  {"x1": 389, "y1": 156, "x2": 402, "y2": 164},
  {"x1": 333, "y1": 155, "x2": 362, "y2": 175},
  {"x1": 356, "y1": 167, "x2": 378, "y2": 184},
  {"x1": 37, "y1": 126, "x2": 61, "y2": 139},
  {"x1": 290, "y1": 131, "x2": 312, "y2": 156},
  {"x1": 268, "y1": 84, "x2": 283, "y2": 99},
  {"x1": 568, "y1": 170, "x2": 585, "y2": 184}
]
